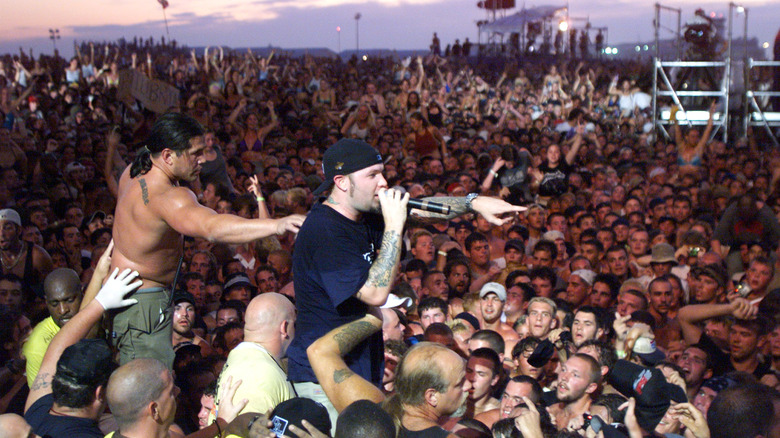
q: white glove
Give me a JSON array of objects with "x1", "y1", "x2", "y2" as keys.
[{"x1": 95, "y1": 268, "x2": 142, "y2": 310}]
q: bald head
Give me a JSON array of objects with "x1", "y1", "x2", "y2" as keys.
[
  {"x1": 43, "y1": 268, "x2": 82, "y2": 327},
  {"x1": 44, "y1": 268, "x2": 81, "y2": 299},
  {"x1": 106, "y1": 358, "x2": 170, "y2": 430},
  {"x1": 244, "y1": 293, "x2": 296, "y2": 351},
  {"x1": 0, "y1": 413, "x2": 39, "y2": 438},
  {"x1": 396, "y1": 342, "x2": 465, "y2": 408}
]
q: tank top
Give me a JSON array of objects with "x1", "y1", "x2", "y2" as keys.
[{"x1": 414, "y1": 129, "x2": 439, "y2": 157}]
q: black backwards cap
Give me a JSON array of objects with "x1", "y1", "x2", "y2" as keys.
[
  {"x1": 55, "y1": 338, "x2": 117, "y2": 386},
  {"x1": 607, "y1": 360, "x2": 687, "y2": 431},
  {"x1": 312, "y1": 138, "x2": 383, "y2": 195}
]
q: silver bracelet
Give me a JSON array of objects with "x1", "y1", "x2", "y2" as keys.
[{"x1": 465, "y1": 193, "x2": 479, "y2": 211}]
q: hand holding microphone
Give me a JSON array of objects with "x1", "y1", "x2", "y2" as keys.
[{"x1": 407, "y1": 198, "x2": 451, "y2": 215}]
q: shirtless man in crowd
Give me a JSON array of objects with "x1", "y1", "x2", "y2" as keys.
[{"x1": 109, "y1": 112, "x2": 303, "y2": 367}]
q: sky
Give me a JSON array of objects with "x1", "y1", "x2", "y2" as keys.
[{"x1": 0, "y1": 0, "x2": 777, "y2": 58}]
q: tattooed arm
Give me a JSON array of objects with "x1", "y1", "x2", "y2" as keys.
[
  {"x1": 26, "y1": 269, "x2": 141, "y2": 413},
  {"x1": 354, "y1": 189, "x2": 408, "y2": 306},
  {"x1": 409, "y1": 195, "x2": 526, "y2": 226},
  {"x1": 307, "y1": 312, "x2": 385, "y2": 412}
]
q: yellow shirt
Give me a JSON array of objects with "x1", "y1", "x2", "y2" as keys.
[
  {"x1": 212, "y1": 341, "x2": 294, "y2": 437},
  {"x1": 23, "y1": 316, "x2": 60, "y2": 387}
]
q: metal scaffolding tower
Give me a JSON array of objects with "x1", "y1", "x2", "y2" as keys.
[
  {"x1": 651, "y1": 3, "x2": 732, "y2": 143},
  {"x1": 744, "y1": 59, "x2": 780, "y2": 147}
]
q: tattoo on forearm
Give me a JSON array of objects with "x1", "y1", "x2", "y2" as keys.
[
  {"x1": 409, "y1": 197, "x2": 469, "y2": 223},
  {"x1": 333, "y1": 320, "x2": 379, "y2": 355},
  {"x1": 139, "y1": 178, "x2": 150, "y2": 205},
  {"x1": 30, "y1": 373, "x2": 50, "y2": 391},
  {"x1": 333, "y1": 368, "x2": 355, "y2": 384},
  {"x1": 366, "y1": 230, "x2": 401, "y2": 288}
]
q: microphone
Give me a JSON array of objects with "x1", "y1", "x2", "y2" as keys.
[{"x1": 408, "y1": 198, "x2": 451, "y2": 215}]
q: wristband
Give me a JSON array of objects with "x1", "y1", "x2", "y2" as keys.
[
  {"x1": 491, "y1": 169, "x2": 499, "y2": 177},
  {"x1": 256, "y1": 196, "x2": 265, "y2": 202},
  {"x1": 437, "y1": 250, "x2": 447, "y2": 257},
  {"x1": 465, "y1": 193, "x2": 479, "y2": 211},
  {"x1": 213, "y1": 419, "x2": 222, "y2": 437}
]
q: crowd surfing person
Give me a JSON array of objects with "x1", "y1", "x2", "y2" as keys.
[{"x1": 0, "y1": 37, "x2": 779, "y2": 438}]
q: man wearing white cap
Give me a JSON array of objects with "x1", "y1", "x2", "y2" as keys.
[
  {"x1": 0, "y1": 208, "x2": 53, "y2": 298},
  {"x1": 479, "y1": 282, "x2": 518, "y2": 343},
  {"x1": 566, "y1": 269, "x2": 595, "y2": 309}
]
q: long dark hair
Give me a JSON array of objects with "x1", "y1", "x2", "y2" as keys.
[{"x1": 130, "y1": 112, "x2": 205, "y2": 178}]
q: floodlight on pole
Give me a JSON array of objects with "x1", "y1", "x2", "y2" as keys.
[
  {"x1": 49, "y1": 28, "x2": 60, "y2": 53},
  {"x1": 355, "y1": 13, "x2": 361, "y2": 55},
  {"x1": 558, "y1": 20, "x2": 569, "y2": 32}
]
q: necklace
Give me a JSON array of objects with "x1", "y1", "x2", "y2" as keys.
[{"x1": 0, "y1": 242, "x2": 25, "y2": 271}]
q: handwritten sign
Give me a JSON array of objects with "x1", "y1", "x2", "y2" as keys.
[{"x1": 117, "y1": 69, "x2": 180, "y2": 114}]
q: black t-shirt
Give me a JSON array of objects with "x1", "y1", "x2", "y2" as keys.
[
  {"x1": 399, "y1": 425, "x2": 450, "y2": 438},
  {"x1": 537, "y1": 160, "x2": 572, "y2": 197},
  {"x1": 25, "y1": 394, "x2": 104, "y2": 438},
  {"x1": 287, "y1": 202, "x2": 385, "y2": 386},
  {"x1": 499, "y1": 150, "x2": 531, "y2": 205}
]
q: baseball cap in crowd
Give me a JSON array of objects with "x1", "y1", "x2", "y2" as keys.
[
  {"x1": 312, "y1": 139, "x2": 383, "y2": 195},
  {"x1": 649, "y1": 243, "x2": 676, "y2": 265},
  {"x1": 480, "y1": 282, "x2": 506, "y2": 302},
  {"x1": 454, "y1": 312, "x2": 480, "y2": 331},
  {"x1": 527, "y1": 339, "x2": 555, "y2": 368},
  {"x1": 693, "y1": 263, "x2": 727, "y2": 289},
  {"x1": 632, "y1": 337, "x2": 665, "y2": 366},
  {"x1": 81, "y1": 210, "x2": 106, "y2": 230},
  {"x1": 0, "y1": 208, "x2": 22, "y2": 227},
  {"x1": 173, "y1": 290, "x2": 196, "y2": 307},
  {"x1": 611, "y1": 217, "x2": 630, "y2": 228},
  {"x1": 608, "y1": 360, "x2": 687, "y2": 431},
  {"x1": 224, "y1": 273, "x2": 254, "y2": 293},
  {"x1": 56, "y1": 338, "x2": 116, "y2": 386},
  {"x1": 504, "y1": 239, "x2": 525, "y2": 253},
  {"x1": 381, "y1": 293, "x2": 412, "y2": 309},
  {"x1": 571, "y1": 269, "x2": 596, "y2": 286},
  {"x1": 450, "y1": 221, "x2": 474, "y2": 233},
  {"x1": 64, "y1": 161, "x2": 87, "y2": 174},
  {"x1": 541, "y1": 230, "x2": 565, "y2": 242},
  {"x1": 270, "y1": 397, "x2": 331, "y2": 437}
]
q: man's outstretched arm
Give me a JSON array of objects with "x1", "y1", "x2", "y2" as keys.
[
  {"x1": 411, "y1": 195, "x2": 526, "y2": 226},
  {"x1": 306, "y1": 312, "x2": 385, "y2": 413},
  {"x1": 158, "y1": 186, "x2": 304, "y2": 244}
]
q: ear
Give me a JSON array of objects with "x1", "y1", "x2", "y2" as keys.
[
  {"x1": 160, "y1": 148, "x2": 175, "y2": 165},
  {"x1": 596, "y1": 328, "x2": 605, "y2": 340},
  {"x1": 585, "y1": 382, "x2": 598, "y2": 395},
  {"x1": 703, "y1": 369, "x2": 713, "y2": 381},
  {"x1": 424, "y1": 388, "x2": 439, "y2": 407},
  {"x1": 333, "y1": 174, "x2": 349, "y2": 193},
  {"x1": 150, "y1": 401, "x2": 161, "y2": 422},
  {"x1": 280, "y1": 319, "x2": 290, "y2": 339},
  {"x1": 93, "y1": 385, "x2": 106, "y2": 406}
]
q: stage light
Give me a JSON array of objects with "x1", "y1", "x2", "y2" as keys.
[
  {"x1": 736, "y1": 5, "x2": 745, "y2": 13},
  {"x1": 558, "y1": 20, "x2": 568, "y2": 32},
  {"x1": 362, "y1": 55, "x2": 368, "y2": 61},
  {"x1": 763, "y1": 42, "x2": 770, "y2": 49}
]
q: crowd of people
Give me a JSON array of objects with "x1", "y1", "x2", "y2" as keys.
[{"x1": 0, "y1": 35, "x2": 779, "y2": 438}]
